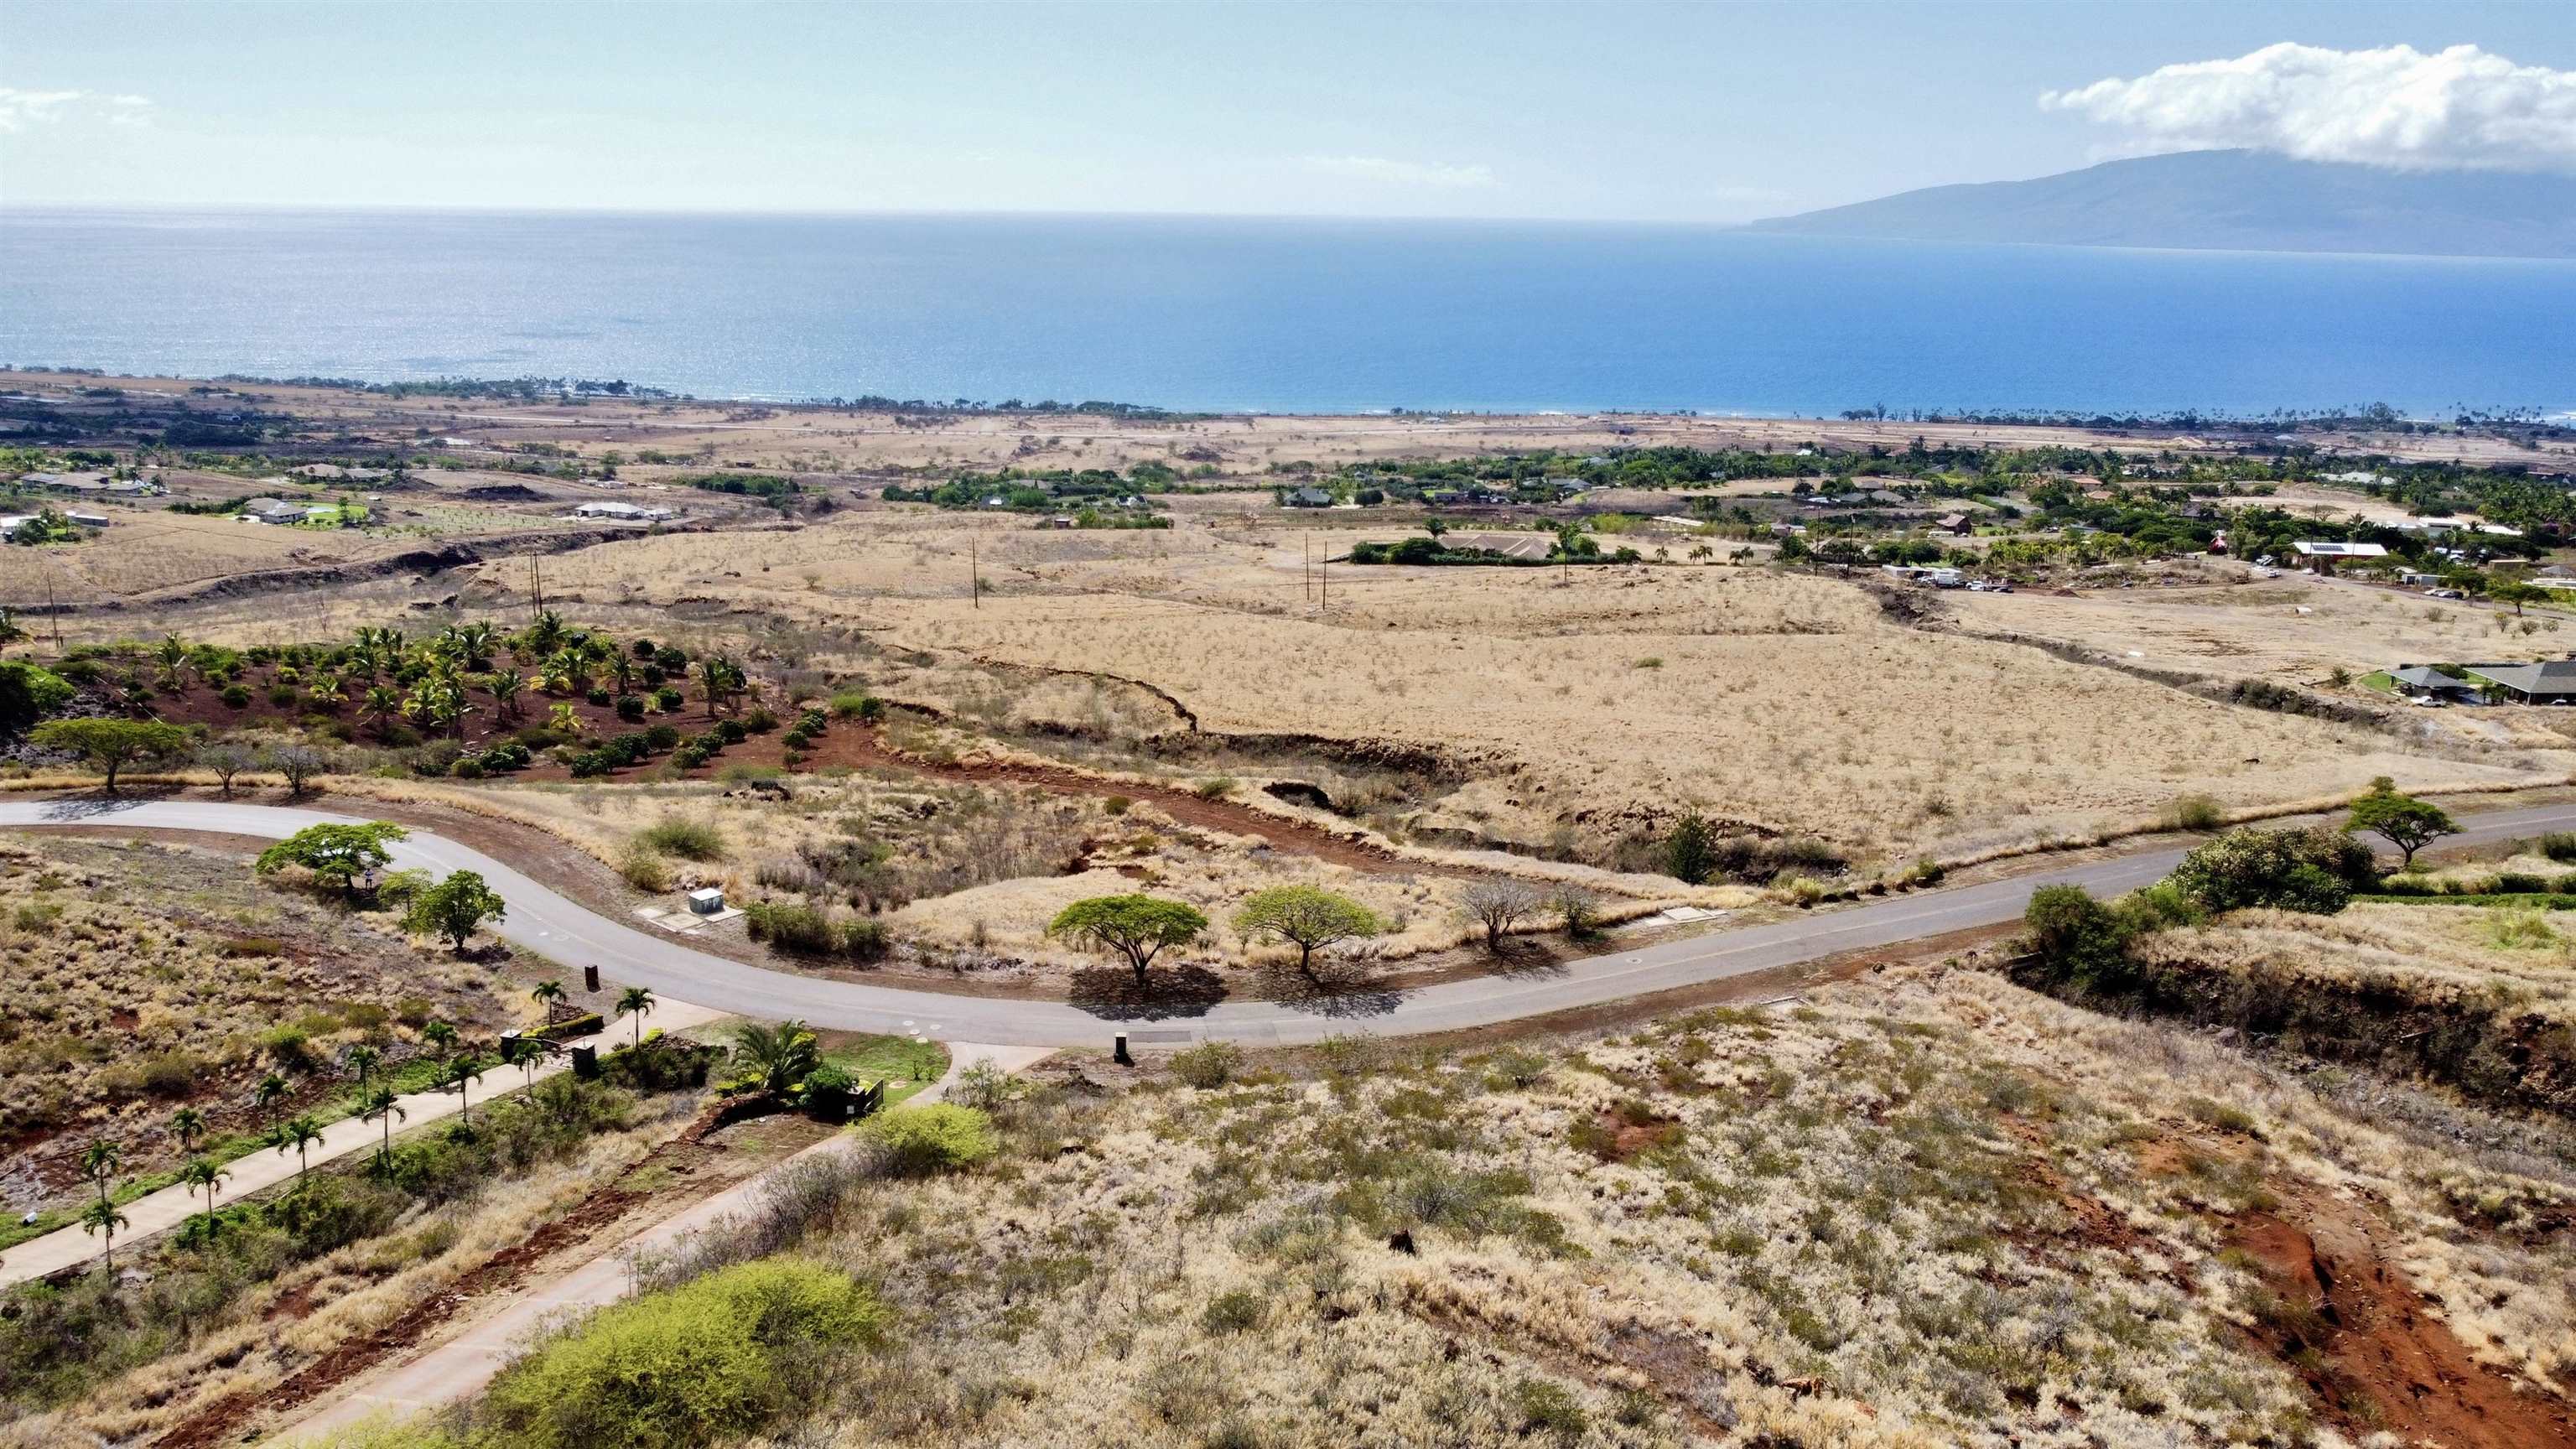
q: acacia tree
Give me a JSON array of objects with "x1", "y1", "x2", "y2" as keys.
[
  {"x1": 2345, "y1": 777, "x2": 2459, "y2": 870},
  {"x1": 1047, "y1": 895, "x2": 1209, "y2": 988},
  {"x1": 254, "y1": 821, "x2": 408, "y2": 897},
  {"x1": 29, "y1": 719, "x2": 190, "y2": 792},
  {"x1": 1231, "y1": 886, "x2": 1382, "y2": 978},
  {"x1": 402, "y1": 869, "x2": 506, "y2": 951},
  {"x1": 1458, "y1": 880, "x2": 1543, "y2": 950},
  {"x1": 198, "y1": 742, "x2": 254, "y2": 796}
]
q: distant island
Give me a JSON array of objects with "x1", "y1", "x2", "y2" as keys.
[{"x1": 1744, "y1": 149, "x2": 2576, "y2": 260}]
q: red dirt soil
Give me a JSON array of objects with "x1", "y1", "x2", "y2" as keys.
[{"x1": 2225, "y1": 1190, "x2": 2576, "y2": 1449}]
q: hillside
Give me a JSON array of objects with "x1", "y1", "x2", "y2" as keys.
[{"x1": 1744, "y1": 150, "x2": 2576, "y2": 259}]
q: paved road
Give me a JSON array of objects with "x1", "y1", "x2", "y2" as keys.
[
  {"x1": 8, "y1": 795, "x2": 2572, "y2": 1052},
  {"x1": 0, "y1": 997, "x2": 729, "y2": 1289},
  {"x1": 269, "y1": 1042, "x2": 1054, "y2": 1447}
]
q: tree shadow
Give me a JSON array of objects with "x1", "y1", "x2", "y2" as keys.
[
  {"x1": 1249, "y1": 960, "x2": 1403, "y2": 1018},
  {"x1": 1480, "y1": 939, "x2": 1572, "y2": 979},
  {"x1": 26, "y1": 786, "x2": 185, "y2": 820},
  {"x1": 1067, "y1": 963, "x2": 1231, "y2": 1021}
]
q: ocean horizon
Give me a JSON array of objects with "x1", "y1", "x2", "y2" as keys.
[{"x1": 5, "y1": 206, "x2": 2573, "y2": 418}]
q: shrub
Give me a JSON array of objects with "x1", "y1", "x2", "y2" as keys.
[
  {"x1": 716, "y1": 719, "x2": 747, "y2": 745},
  {"x1": 835, "y1": 917, "x2": 888, "y2": 961},
  {"x1": 1171, "y1": 1041, "x2": 1243, "y2": 1088},
  {"x1": 862, "y1": 1104, "x2": 997, "y2": 1174},
  {"x1": 2022, "y1": 885, "x2": 2134, "y2": 989},
  {"x1": 615, "y1": 694, "x2": 647, "y2": 722},
  {"x1": 1514, "y1": 1379, "x2": 1589, "y2": 1441},
  {"x1": 744, "y1": 705, "x2": 778, "y2": 733},
  {"x1": 638, "y1": 817, "x2": 726, "y2": 861},
  {"x1": 1199, "y1": 1290, "x2": 1266, "y2": 1335},
  {"x1": 829, "y1": 692, "x2": 870, "y2": 719},
  {"x1": 1192, "y1": 776, "x2": 1236, "y2": 799},
  {"x1": 1664, "y1": 812, "x2": 1717, "y2": 884},
  {"x1": 2166, "y1": 827, "x2": 2376, "y2": 915},
  {"x1": 782, "y1": 728, "x2": 813, "y2": 749},
  {"x1": 451, "y1": 756, "x2": 486, "y2": 779},
  {"x1": 745, "y1": 900, "x2": 838, "y2": 954},
  {"x1": 2541, "y1": 833, "x2": 2576, "y2": 865},
  {"x1": 220, "y1": 683, "x2": 252, "y2": 708},
  {"x1": 477, "y1": 1259, "x2": 884, "y2": 1449},
  {"x1": 2163, "y1": 794, "x2": 2226, "y2": 832},
  {"x1": 652, "y1": 685, "x2": 684, "y2": 712},
  {"x1": 619, "y1": 844, "x2": 673, "y2": 892},
  {"x1": 645, "y1": 723, "x2": 681, "y2": 750},
  {"x1": 585, "y1": 687, "x2": 612, "y2": 707}
]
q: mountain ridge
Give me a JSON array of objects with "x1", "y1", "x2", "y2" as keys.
[{"x1": 1744, "y1": 150, "x2": 2576, "y2": 259}]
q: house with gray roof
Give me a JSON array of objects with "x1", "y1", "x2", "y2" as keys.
[
  {"x1": 2387, "y1": 666, "x2": 2480, "y2": 702},
  {"x1": 2462, "y1": 660, "x2": 2576, "y2": 705}
]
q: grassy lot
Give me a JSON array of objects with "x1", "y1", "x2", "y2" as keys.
[{"x1": 821, "y1": 1034, "x2": 949, "y2": 1106}]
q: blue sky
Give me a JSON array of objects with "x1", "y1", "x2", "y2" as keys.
[{"x1": 3, "y1": 0, "x2": 2570, "y2": 220}]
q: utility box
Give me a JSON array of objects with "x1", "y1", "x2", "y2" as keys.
[
  {"x1": 570, "y1": 1045, "x2": 600, "y2": 1080},
  {"x1": 687, "y1": 887, "x2": 725, "y2": 916}
]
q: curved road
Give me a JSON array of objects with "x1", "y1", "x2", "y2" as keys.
[{"x1": 7, "y1": 796, "x2": 2569, "y2": 1048}]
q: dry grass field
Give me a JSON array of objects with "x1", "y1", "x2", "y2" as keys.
[
  {"x1": 385, "y1": 512, "x2": 2563, "y2": 868},
  {"x1": 0, "y1": 834, "x2": 511, "y2": 1163},
  {"x1": 388, "y1": 964, "x2": 2576, "y2": 1449}
]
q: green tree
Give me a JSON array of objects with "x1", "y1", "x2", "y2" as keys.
[
  {"x1": 344, "y1": 1043, "x2": 381, "y2": 1088},
  {"x1": 530, "y1": 979, "x2": 568, "y2": 1018},
  {"x1": 1663, "y1": 812, "x2": 1719, "y2": 885},
  {"x1": 1231, "y1": 885, "x2": 1382, "y2": 978},
  {"x1": 2344, "y1": 777, "x2": 2459, "y2": 870},
  {"x1": 273, "y1": 1114, "x2": 326, "y2": 1182},
  {"x1": 169, "y1": 1105, "x2": 207, "y2": 1154},
  {"x1": 618, "y1": 986, "x2": 657, "y2": 1048},
  {"x1": 254, "y1": 821, "x2": 408, "y2": 898},
  {"x1": 402, "y1": 869, "x2": 507, "y2": 951},
  {"x1": 1046, "y1": 894, "x2": 1209, "y2": 988},
  {"x1": 254, "y1": 1071, "x2": 292, "y2": 1129},
  {"x1": 80, "y1": 1197, "x2": 131, "y2": 1274},
  {"x1": 2490, "y1": 580, "x2": 2548, "y2": 616},
  {"x1": 729, "y1": 1019, "x2": 821, "y2": 1099},
  {"x1": 29, "y1": 718, "x2": 190, "y2": 792},
  {"x1": 2166, "y1": 826, "x2": 2376, "y2": 916}
]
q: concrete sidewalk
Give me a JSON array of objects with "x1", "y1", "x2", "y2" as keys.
[
  {"x1": 271, "y1": 1041, "x2": 1051, "y2": 1446},
  {"x1": 0, "y1": 1002, "x2": 728, "y2": 1289}
]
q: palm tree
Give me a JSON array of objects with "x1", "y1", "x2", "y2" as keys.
[
  {"x1": 180, "y1": 1157, "x2": 230, "y2": 1237},
  {"x1": 696, "y1": 656, "x2": 735, "y2": 718},
  {"x1": 170, "y1": 1106, "x2": 207, "y2": 1155},
  {"x1": 361, "y1": 1086, "x2": 406, "y2": 1167},
  {"x1": 487, "y1": 669, "x2": 526, "y2": 720},
  {"x1": 254, "y1": 1072, "x2": 291, "y2": 1130},
  {"x1": 504, "y1": 1035, "x2": 543, "y2": 1090},
  {"x1": 80, "y1": 1197, "x2": 131, "y2": 1274},
  {"x1": 361, "y1": 684, "x2": 402, "y2": 740},
  {"x1": 528, "y1": 979, "x2": 567, "y2": 1019},
  {"x1": 605, "y1": 651, "x2": 636, "y2": 696},
  {"x1": 345, "y1": 1043, "x2": 382, "y2": 1088},
  {"x1": 523, "y1": 610, "x2": 567, "y2": 657},
  {"x1": 420, "y1": 1020, "x2": 460, "y2": 1059},
  {"x1": 729, "y1": 1019, "x2": 820, "y2": 1100},
  {"x1": 617, "y1": 987, "x2": 657, "y2": 1049},
  {"x1": 273, "y1": 1114, "x2": 325, "y2": 1182},
  {"x1": 439, "y1": 1054, "x2": 486, "y2": 1130},
  {"x1": 79, "y1": 1139, "x2": 122, "y2": 1208},
  {"x1": 153, "y1": 634, "x2": 191, "y2": 693}
]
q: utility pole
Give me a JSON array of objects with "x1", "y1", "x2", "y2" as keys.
[
  {"x1": 1304, "y1": 532, "x2": 1311, "y2": 602},
  {"x1": 528, "y1": 550, "x2": 544, "y2": 618},
  {"x1": 43, "y1": 564, "x2": 64, "y2": 653},
  {"x1": 1320, "y1": 549, "x2": 1328, "y2": 610},
  {"x1": 971, "y1": 539, "x2": 980, "y2": 608}
]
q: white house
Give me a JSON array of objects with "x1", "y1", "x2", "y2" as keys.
[{"x1": 571, "y1": 500, "x2": 673, "y2": 522}]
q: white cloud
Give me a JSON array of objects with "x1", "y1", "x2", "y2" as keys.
[
  {"x1": 1300, "y1": 154, "x2": 1498, "y2": 190},
  {"x1": 2040, "y1": 43, "x2": 2576, "y2": 173},
  {"x1": 0, "y1": 86, "x2": 154, "y2": 132}
]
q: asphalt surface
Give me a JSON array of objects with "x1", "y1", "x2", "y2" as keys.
[{"x1": 8, "y1": 795, "x2": 2571, "y2": 1050}]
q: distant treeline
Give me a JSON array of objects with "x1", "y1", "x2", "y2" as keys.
[
  {"x1": 1837, "y1": 400, "x2": 2570, "y2": 438},
  {"x1": 211, "y1": 374, "x2": 673, "y2": 401}
]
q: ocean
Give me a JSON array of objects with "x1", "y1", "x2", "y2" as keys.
[{"x1": 4, "y1": 207, "x2": 2572, "y2": 418}]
